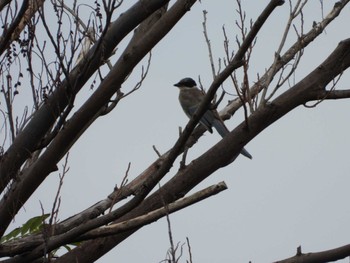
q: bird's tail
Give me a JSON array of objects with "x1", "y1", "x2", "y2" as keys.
[
  {"x1": 240, "y1": 147, "x2": 252, "y2": 159},
  {"x1": 212, "y1": 119, "x2": 252, "y2": 159},
  {"x1": 212, "y1": 119, "x2": 229, "y2": 137}
]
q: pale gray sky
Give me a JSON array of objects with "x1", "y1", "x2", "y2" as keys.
[{"x1": 7, "y1": 0, "x2": 350, "y2": 262}]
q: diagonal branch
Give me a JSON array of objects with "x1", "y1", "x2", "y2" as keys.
[
  {"x1": 315, "y1": 89, "x2": 350, "y2": 100},
  {"x1": 0, "y1": 0, "x2": 29, "y2": 55},
  {"x1": 274, "y1": 243, "x2": 350, "y2": 263},
  {"x1": 0, "y1": 0, "x2": 171, "y2": 201},
  {"x1": 76, "y1": 182, "x2": 227, "y2": 241}
]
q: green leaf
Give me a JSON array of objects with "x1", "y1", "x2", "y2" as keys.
[
  {"x1": 0, "y1": 214, "x2": 50, "y2": 243},
  {"x1": 27, "y1": 214, "x2": 50, "y2": 233},
  {"x1": 0, "y1": 227, "x2": 21, "y2": 243}
]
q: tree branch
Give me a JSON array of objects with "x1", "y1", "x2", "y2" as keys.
[
  {"x1": 0, "y1": 0, "x2": 29, "y2": 55},
  {"x1": 221, "y1": 0, "x2": 350, "y2": 118},
  {"x1": 77, "y1": 182, "x2": 227, "y2": 241},
  {"x1": 275, "y1": 244, "x2": 350, "y2": 263},
  {"x1": 315, "y1": 89, "x2": 350, "y2": 100},
  {"x1": 0, "y1": 182, "x2": 227, "y2": 257},
  {"x1": 0, "y1": 0, "x2": 171, "y2": 197},
  {"x1": 0, "y1": 0, "x2": 172, "y2": 236}
]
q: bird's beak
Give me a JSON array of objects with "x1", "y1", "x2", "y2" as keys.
[{"x1": 174, "y1": 83, "x2": 180, "y2": 87}]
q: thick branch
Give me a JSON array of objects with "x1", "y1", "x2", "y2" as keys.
[
  {"x1": 0, "y1": 0, "x2": 11, "y2": 12},
  {"x1": 0, "y1": 0, "x2": 29, "y2": 55},
  {"x1": 315, "y1": 89, "x2": 350, "y2": 100},
  {"x1": 275, "y1": 244, "x2": 350, "y2": 263},
  {"x1": 0, "y1": 0, "x2": 170, "y2": 196},
  {"x1": 0, "y1": 0, "x2": 172, "y2": 236}
]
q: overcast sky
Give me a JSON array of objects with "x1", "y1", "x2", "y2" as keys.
[{"x1": 7, "y1": 0, "x2": 350, "y2": 262}]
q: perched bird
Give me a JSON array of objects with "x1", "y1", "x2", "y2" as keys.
[{"x1": 174, "y1": 77, "x2": 252, "y2": 159}]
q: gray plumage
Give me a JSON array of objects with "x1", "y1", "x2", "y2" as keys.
[{"x1": 174, "y1": 77, "x2": 252, "y2": 159}]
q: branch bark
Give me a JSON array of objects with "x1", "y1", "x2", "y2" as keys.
[{"x1": 275, "y1": 244, "x2": 350, "y2": 263}]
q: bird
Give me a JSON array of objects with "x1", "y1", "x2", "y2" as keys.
[{"x1": 174, "y1": 77, "x2": 252, "y2": 159}]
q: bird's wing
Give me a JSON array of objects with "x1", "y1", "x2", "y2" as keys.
[
  {"x1": 186, "y1": 105, "x2": 213, "y2": 133},
  {"x1": 200, "y1": 110, "x2": 216, "y2": 133}
]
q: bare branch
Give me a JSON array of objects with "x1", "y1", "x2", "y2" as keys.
[
  {"x1": 202, "y1": 10, "x2": 216, "y2": 79},
  {"x1": 0, "y1": 0, "x2": 170, "y2": 197},
  {"x1": 0, "y1": 182, "x2": 227, "y2": 258},
  {"x1": 0, "y1": 0, "x2": 29, "y2": 55},
  {"x1": 222, "y1": 0, "x2": 350, "y2": 119},
  {"x1": 153, "y1": 145, "x2": 162, "y2": 157},
  {"x1": 316, "y1": 89, "x2": 350, "y2": 100},
  {"x1": 186, "y1": 237, "x2": 193, "y2": 263},
  {"x1": 76, "y1": 182, "x2": 228, "y2": 241},
  {"x1": 275, "y1": 243, "x2": 350, "y2": 263},
  {"x1": 108, "y1": 162, "x2": 131, "y2": 213},
  {"x1": 260, "y1": 0, "x2": 306, "y2": 105}
]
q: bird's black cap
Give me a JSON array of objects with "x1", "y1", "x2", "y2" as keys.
[{"x1": 174, "y1": 77, "x2": 197, "y2": 88}]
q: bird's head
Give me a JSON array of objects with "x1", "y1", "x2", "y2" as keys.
[{"x1": 174, "y1": 77, "x2": 197, "y2": 88}]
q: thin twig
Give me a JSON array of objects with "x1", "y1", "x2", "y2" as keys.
[
  {"x1": 108, "y1": 162, "x2": 131, "y2": 213},
  {"x1": 186, "y1": 237, "x2": 193, "y2": 263},
  {"x1": 260, "y1": 0, "x2": 306, "y2": 106},
  {"x1": 202, "y1": 10, "x2": 216, "y2": 79},
  {"x1": 153, "y1": 145, "x2": 162, "y2": 157}
]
